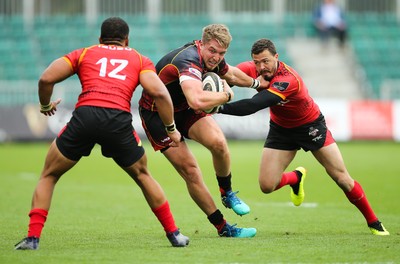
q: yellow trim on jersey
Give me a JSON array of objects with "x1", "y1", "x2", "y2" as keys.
[
  {"x1": 140, "y1": 69, "x2": 156, "y2": 74},
  {"x1": 282, "y1": 62, "x2": 302, "y2": 92},
  {"x1": 267, "y1": 61, "x2": 303, "y2": 101},
  {"x1": 268, "y1": 89, "x2": 286, "y2": 101},
  {"x1": 62, "y1": 56, "x2": 73, "y2": 71},
  {"x1": 78, "y1": 48, "x2": 88, "y2": 65}
]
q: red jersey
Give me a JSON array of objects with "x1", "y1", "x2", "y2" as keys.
[
  {"x1": 237, "y1": 61, "x2": 320, "y2": 128},
  {"x1": 64, "y1": 44, "x2": 156, "y2": 112}
]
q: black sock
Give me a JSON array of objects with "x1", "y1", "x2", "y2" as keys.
[
  {"x1": 291, "y1": 170, "x2": 302, "y2": 195},
  {"x1": 217, "y1": 173, "x2": 232, "y2": 194},
  {"x1": 207, "y1": 210, "x2": 226, "y2": 232}
]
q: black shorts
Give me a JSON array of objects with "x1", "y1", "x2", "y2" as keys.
[
  {"x1": 56, "y1": 106, "x2": 144, "y2": 167},
  {"x1": 139, "y1": 106, "x2": 206, "y2": 151},
  {"x1": 264, "y1": 113, "x2": 335, "y2": 151}
]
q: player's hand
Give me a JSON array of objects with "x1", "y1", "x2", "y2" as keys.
[
  {"x1": 40, "y1": 98, "x2": 62, "y2": 116},
  {"x1": 168, "y1": 130, "x2": 182, "y2": 147},
  {"x1": 222, "y1": 80, "x2": 234, "y2": 102},
  {"x1": 257, "y1": 76, "x2": 270, "y2": 91},
  {"x1": 215, "y1": 104, "x2": 224, "y2": 114}
]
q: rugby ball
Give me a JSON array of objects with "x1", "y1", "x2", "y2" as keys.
[{"x1": 202, "y1": 72, "x2": 224, "y2": 114}]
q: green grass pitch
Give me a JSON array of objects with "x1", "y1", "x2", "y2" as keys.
[{"x1": 1, "y1": 140, "x2": 399, "y2": 263}]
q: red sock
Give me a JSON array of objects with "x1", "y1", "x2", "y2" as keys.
[
  {"x1": 215, "y1": 219, "x2": 227, "y2": 233},
  {"x1": 151, "y1": 201, "x2": 178, "y2": 234},
  {"x1": 345, "y1": 181, "x2": 378, "y2": 224},
  {"x1": 27, "y1": 208, "x2": 48, "y2": 238},
  {"x1": 275, "y1": 171, "x2": 298, "y2": 191}
]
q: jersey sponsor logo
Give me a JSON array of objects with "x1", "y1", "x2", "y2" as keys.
[
  {"x1": 188, "y1": 67, "x2": 202, "y2": 79},
  {"x1": 308, "y1": 127, "x2": 319, "y2": 137},
  {"x1": 272, "y1": 82, "x2": 289, "y2": 91},
  {"x1": 309, "y1": 127, "x2": 322, "y2": 141},
  {"x1": 161, "y1": 136, "x2": 171, "y2": 143},
  {"x1": 312, "y1": 134, "x2": 323, "y2": 142}
]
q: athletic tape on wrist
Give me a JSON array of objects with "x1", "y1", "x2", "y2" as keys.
[
  {"x1": 165, "y1": 122, "x2": 176, "y2": 134},
  {"x1": 40, "y1": 102, "x2": 52, "y2": 111},
  {"x1": 251, "y1": 79, "x2": 260, "y2": 89}
]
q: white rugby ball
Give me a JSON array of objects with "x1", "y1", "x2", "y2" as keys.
[{"x1": 202, "y1": 72, "x2": 224, "y2": 114}]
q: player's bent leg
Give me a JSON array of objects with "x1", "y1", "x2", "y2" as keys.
[
  {"x1": 123, "y1": 154, "x2": 190, "y2": 246},
  {"x1": 163, "y1": 133, "x2": 257, "y2": 237},
  {"x1": 15, "y1": 140, "x2": 78, "y2": 250},
  {"x1": 313, "y1": 144, "x2": 389, "y2": 235},
  {"x1": 123, "y1": 154, "x2": 166, "y2": 208},
  {"x1": 189, "y1": 116, "x2": 230, "y2": 175},
  {"x1": 163, "y1": 144, "x2": 219, "y2": 216},
  {"x1": 163, "y1": 142, "x2": 257, "y2": 237},
  {"x1": 33, "y1": 140, "x2": 78, "y2": 209},
  {"x1": 258, "y1": 148, "x2": 296, "y2": 193},
  {"x1": 189, "y1": 117, "x2": 250, "y2": 215}
]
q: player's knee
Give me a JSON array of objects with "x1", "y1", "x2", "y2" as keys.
[
  {"x1": 178, "y1": 164, "x2": 202, "y2": 184},
  {"x1": 208, "y1": 137, "x2": 228, "y2": 156},
  {"x1": 259, "y1": 182, "x2": 275, "y2": 194},
  {"x1": 328, "y1": 168, "x2": 352, "y2": 191},
  {"x1": 335, "y1": 175, "x2": 354, "y2": 192}
]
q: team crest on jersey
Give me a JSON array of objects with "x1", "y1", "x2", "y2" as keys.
[{"x1": 272, "y1": 82, "x2": 289, "y2": 91}]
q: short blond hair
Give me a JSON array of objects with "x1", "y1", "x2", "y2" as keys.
[{"x1": 202, "y1": 24, "x2": 232, "y2": 49}]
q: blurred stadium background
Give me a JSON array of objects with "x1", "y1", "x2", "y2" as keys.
[{"x1": 0, "y1": 0, "x2": 399, "y2": 141}]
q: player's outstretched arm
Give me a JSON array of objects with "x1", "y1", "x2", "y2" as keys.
[
  {"x1": 221, "y1": 65, "x2": 263, "y2": 89},
  {"x1": 218, "y1": 89, "x2": 282, "y2": 116}
]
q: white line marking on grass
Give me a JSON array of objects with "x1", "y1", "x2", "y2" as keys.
[
  {"x1": 18, "y1": 172, "x2": 37, "y2": 180},
  {"x1": 255, "y1": 202, "x2": 319, "y2": 208}
]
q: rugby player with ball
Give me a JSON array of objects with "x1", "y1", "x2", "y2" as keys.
[{"x1": 139, "y1": 24, "x2": 268, "y2": 238}]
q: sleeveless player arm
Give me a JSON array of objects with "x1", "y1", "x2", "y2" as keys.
[{"x1": 218, "y1": 89, "x2": 282, "y2": 116}]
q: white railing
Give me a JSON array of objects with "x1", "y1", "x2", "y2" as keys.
[{"x1": 1, "y1": 0, "x2": 399, "y2": 22}]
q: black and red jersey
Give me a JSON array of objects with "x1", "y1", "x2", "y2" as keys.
[{"x1": 139, "y1": 40, "x2": 229, "y2": 112}]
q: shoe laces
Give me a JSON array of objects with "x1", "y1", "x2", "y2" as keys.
[
  {"x1": 223, "y1": 223, "x2": 241, "y2": 236},
  {"x1": 225, "y1": 191, "x2": 242, "y2": 206}
]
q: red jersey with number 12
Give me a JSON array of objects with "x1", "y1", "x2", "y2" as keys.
[
  {"x1": 63, "y1": 44, "x2": 156, "y2": 112},
  {"x1": 237, "y1": 61, "x2": 320, "y2": 128}
]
